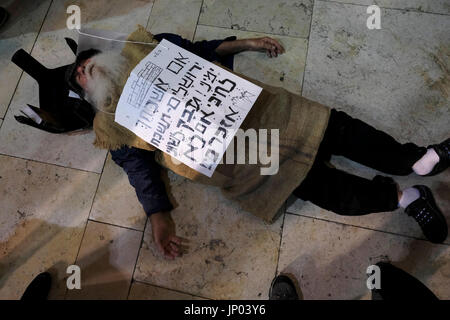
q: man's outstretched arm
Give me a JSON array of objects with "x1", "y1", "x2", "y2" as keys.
[
  {"x1": 153, "y1": 33, "x2": 285, "y2": 71},
  {"x1": 110, "y1": 146, "x2": 184, "y2": 259},
  {"x1": 215, "y1": 37, "x2": 285, "y2": 58}
]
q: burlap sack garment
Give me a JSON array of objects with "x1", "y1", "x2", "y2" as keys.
[{"x1": 93, "y1": 26, "x2": 331, "y2": 223}]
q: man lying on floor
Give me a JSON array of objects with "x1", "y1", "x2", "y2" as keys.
[{"x1": 67, "y1": 26, "x2": 449, "y2": 258}]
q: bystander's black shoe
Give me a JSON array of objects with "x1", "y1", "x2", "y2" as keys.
[
  {"x1": 21, "y1": 272, "x2": 52, "y2": 300},
  {"x1": 371, "y1": 262, "x2": 438, "y2": 300},
  {"x1": 269, "y1": 274, "x2": 299, "y2": 300},
  {"x1": 405, "y1": 185, "x2": 448, "y2": 244},
  {"x1": 425, "y1": 138, "x2": 450, "y2": 176},
  {"x1": 0, "y1": 7, "x2": 9, "y2": 29}
]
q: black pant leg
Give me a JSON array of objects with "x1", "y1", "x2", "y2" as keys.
[
  {"x1": 319, "y1": 109, "x2": 427, "y2": 176},
  {"x1": 293, "y1": 161, "x2": 399, "y2": 216}
]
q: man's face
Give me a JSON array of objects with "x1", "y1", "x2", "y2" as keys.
[
  {"x1": 75, "y1": 58, "x2": 92, "y2": 90},
  {"x1": 74, "y1": 52, "x2": 129, "y2": 110}
]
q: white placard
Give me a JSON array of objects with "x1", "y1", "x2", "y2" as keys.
[{"x1": 115, "y1": 39, "x2": 262, "y2": 177}]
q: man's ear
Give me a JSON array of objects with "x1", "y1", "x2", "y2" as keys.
[{"x1": 65, "y1": 38, "x2": 78, "y2": 55}]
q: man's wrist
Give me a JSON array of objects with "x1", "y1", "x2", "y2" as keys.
[{"x1": 150, "y1": 210, "x2": 170, "y2": 222}]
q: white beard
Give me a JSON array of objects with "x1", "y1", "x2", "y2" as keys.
[{"x1": 83, "y1": 52, "x2": 130, "y2": 113}]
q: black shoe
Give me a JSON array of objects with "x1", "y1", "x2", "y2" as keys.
[
  {"x1": 21, "y1": 272, "x2": 52, "y2": 300},
  {"x1": 371, "y1": 262, "x2": 438, "y2": 300},
  {"x1": 405, "y1": 185, "x2": 448, "y2": 244},
  {"x1": 0, "y1": 7, "x2": 9, "y2": 29},
  {"x1": 269, "y1": 274, "x2": 299, "y2": 300},
  {"x1": 425, "y1": 138, "x2": 450, "y2": 176}
]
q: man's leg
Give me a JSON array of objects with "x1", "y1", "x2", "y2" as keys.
[
  {"x1": 320, "y1": 109, "x2": 449, "y2": 176},
  {"x1": 293, "y1": 160, "x2": 447, "y2": 243},
  {"x1": 293, "y1": 161, "x2": 399, "y2": 216}
]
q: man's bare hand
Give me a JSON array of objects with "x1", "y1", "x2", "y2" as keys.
[
  {"x1": 150, "y1": 211, "x2": 187, "y2": 259},
  {"x1": 246, "y1": 37, "x2": 285, "y2": 58}
]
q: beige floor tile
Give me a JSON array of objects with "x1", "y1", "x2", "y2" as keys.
[
  {"x1": 0, "y1": 1, "x2": 52, "y2": 118},
  {"x1": 278, "y1": 214, "x2": 450, "y2": 300},
  {"x1": 134, "y1": 173, "x2": 283, "y2": 299},
  {"x1": 76, "y1": 0, "x2": 154, "y2": 32},
  {"x1": 128, "y1": 281, "x2": 205, "y2": 299},
  {"x1": 146, "y1": 0, "x2": 203, "y2": 40},
  {"x1": 0, "y1": 155, "x2": 99, "y2": 299},
  {"x1": 321, "y1": 0, "x2": 450, "y2": 15},
  {"x1": 199, "y1": 0, "x2": 314, "y2": 38},
  {"x1": 66, "y1": 220, "x2": 142, "y2": 300},
  {"x1": 194, "y1": 25, "x2": 308, "y2": 94},
  {"x1": 303, "y1": 1, "x2": 449, "y2": 145},
  {"x1": 90, "y1": 154, "x2": 147, "y2": 230},
  {"x1": 287, "y1": 156, "x2": 450, "y2": 244},
  {"x1": 0, "y1": 0, "x2": 154, "y2": 172}
]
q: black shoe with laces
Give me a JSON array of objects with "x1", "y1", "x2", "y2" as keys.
[
  {"x1": 425, "y1": 138, "x2": 450, "y2": 176},
  {"x1": 269, "y1": 274, "x2": 299, "y2": 300},
  {"x1": 405, "y1": 185, "x2": 448, "y2": 244}
]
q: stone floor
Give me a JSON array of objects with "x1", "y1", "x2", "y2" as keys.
[{"x1": 0, "y1": 0, "x2": 448, "y2": 300}]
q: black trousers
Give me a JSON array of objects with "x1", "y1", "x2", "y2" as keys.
[{"x1": 293, "y1": 109, "x2": 427, "y2": 215}]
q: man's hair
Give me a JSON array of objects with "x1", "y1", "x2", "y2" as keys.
[{"x1": 65, "y1": 48, "x2": 101, "y2": 95}]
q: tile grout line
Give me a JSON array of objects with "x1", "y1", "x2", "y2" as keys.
[
  {"x1": 126, "y1": 216, "x2": 148, "y2": 299},
  {"x1": 1, "y1": 0, "x2": 54, "y2": 129},
  {"x1": 285, "y1": 211, "x2": 450, "y2": 247},
  {"x1": 131, "y1": 279, "x2": 212, "y2": 300},
  {"x1": 191, "y1": 0, "x2": 205, "y2": 41},
  {"x1": 301, "y1": 0, "x2": 316, "y2": 96},
  {"x1": 0, "y1": 151, "x2": 103, "y2": 175},
  {"x1": 87, "y1": 218, "x2": 145, "y2": 233},
  {"x1": 63, "y1": 151, "x2": 108, "y2": 300},
  {"x1": 144, "y1": 0, "x2": 155, "y2": 30},
  {"x1": 321, "y1": 0, "x2": 450, "y2": 17},
  {"x1": 196, "y1": 23, "x2": 310, "y2": 40},
  {"x1": 273, "y1": 206, "x2": 287, "y2": 280}
]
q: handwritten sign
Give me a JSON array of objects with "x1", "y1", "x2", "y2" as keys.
[{"x1": 115, "y1": 39, "x2": 262, "y2": 177}]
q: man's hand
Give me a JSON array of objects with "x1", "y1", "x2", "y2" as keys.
[
  {"x1": 150, "y1": 211, "x2": 187, "y2": 259},
  {"x1": 245, "y1": 37, "x2": 285, "y2": 58}
]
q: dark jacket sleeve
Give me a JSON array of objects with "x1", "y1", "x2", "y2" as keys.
[
  {"x1": 110, "y1": 146, "x2": 173, "y2": 216},
  {"x1": 153, "y1": 33, "x2": 237, "y2": 70}
]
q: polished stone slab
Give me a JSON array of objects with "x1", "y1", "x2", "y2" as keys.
[
  {"x1": 90, "y1": 154, "x2": 147, "y2": 231},
  {"x1": 322, "y1": 0, "x2": 450, "y2": 15},
  {"x1": 147, "y1": 0, "x2": 203, "y2": 40},
  {"x1": 278, "y1": 214, "x2": 450, "y2": 299},
  {"x1": 128, "y1": 281, "x2": 205, "y2": 299},
  {"x1": 0, "y1": 1, "x2": 52, "y2": 118},
  {"x1": 0, "y1": 155, "x2": 99, "y2": 299},
  {"x1": 199, "y1": 0, "x2": 314, "y2": 38},
  {"x1": 66, "y1": 220, "x2": 142, "y2": 299},
  {"x1": 303, "y1": 1, "x2": 449, "y2": 145}
]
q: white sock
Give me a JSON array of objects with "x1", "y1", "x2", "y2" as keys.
[
  {"x1": 412, "y1": 148, "x2": 440, "y2": 176},
  {"x1": 399, "y1": 187, "x2": 420, "y2": 208}
]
